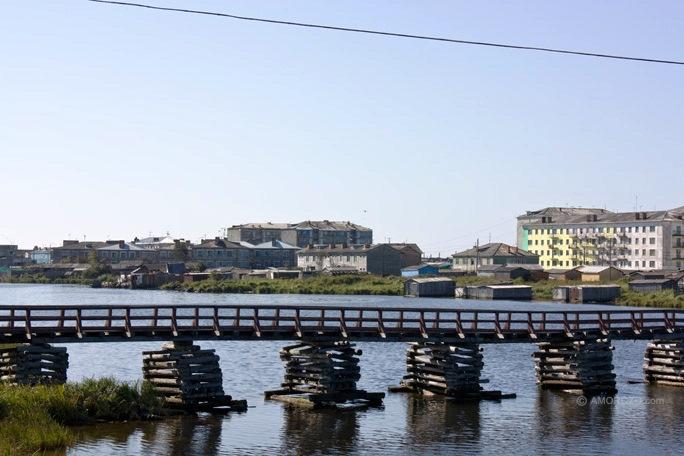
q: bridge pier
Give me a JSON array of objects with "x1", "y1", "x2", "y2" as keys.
[
  {"x1": 392, "y1": 341, "x2": 513, "y2": 400},
  {"x1": 265, "y1": 339, "x2": 384, "y2": 408},
  {"x1": 0, "y1": 343, "x2": 68, "y2": 385},
  {"x1": 533, "y1": 338, "x2": 616, "y2": 396},
  {"x1": 644, "y1": 339, "x2": 684, "y2": 386},
  {"x1": 142, "y1": 341, "x2": 246, "y2": 413}
]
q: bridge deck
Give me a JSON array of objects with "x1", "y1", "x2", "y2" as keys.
[{"x1": 0, "y1": 304, "x2": 682, "y2": 344}]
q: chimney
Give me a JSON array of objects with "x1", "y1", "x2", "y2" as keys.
[{"x1": 118, "y1": 240, "x2": 125, "y2": 248}]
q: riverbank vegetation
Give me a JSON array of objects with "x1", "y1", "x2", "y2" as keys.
[
  {"x1": 0, "y1": 377, "x2": 162, "y2": 455},
  {"x1": 161, "y1": 274, "x2": 404, "y2": 295}
]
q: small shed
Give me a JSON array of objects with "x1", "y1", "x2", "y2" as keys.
[
  {"x1": 577, "y1": 266, "x2": 624, "y2": 282},
  {"x1": 553, "y1": 285, "x2": 621, "y2": 303},
  {"x1": 629, "y1": 279, "x2": 678, "y2": 293},
  {"x1": 547, "y1": 268, "x2": 582, "y2": 281},
  {"x1": 466, "y1": 285, "x2": 532, "y2": 300},
  {"x1": 401, "y1": 264, "x2": 439, "y2": 278},
  {"x1": 404, "y1": 277, "x2": 455, "y2": 298}
]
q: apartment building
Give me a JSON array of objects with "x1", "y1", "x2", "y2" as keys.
[
  {"x1": 226, "y1": 220, "x2": 372, "y2": 248},
  {"x1": 297, "y1": 243, "x2": 402, "y2": 276},
  {"x1": 517, "y1": 206, "x2": 684, "y2": 270}
]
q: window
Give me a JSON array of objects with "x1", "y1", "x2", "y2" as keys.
[
  {"x1": 649, "y1": 249, "x2": 656, "y2": 256},
  {"x1": 649, "y1": 261, "x2": 655, "y2": 268},
  {"x1": 635, "y1": 238, "x2": 640, "y2": 244},
  {"x1": 650, "y1": 226, "x2": 655, "y2": 232},
  {"x1": 649, "y1": 238, "x2": 656, "y2": 244}
]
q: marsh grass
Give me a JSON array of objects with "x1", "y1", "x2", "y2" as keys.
[
  {"x1": 0, "y1": 378, "x2": 163, "y2": 455},
  {"x1": 162, "y1": 274, "x2": 405, "y2": 296}
]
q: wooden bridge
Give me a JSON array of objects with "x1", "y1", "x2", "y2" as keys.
[
  {"x1": 1, "y1": 303, "x2": 683, "y2": 344},
  {"x1": 2, "y1": 303, "x2": 684, "y2": 406}
]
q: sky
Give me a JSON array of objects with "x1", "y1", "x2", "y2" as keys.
[{"x1": 1, "y1": 1, "x2": 683, "y2": 255}]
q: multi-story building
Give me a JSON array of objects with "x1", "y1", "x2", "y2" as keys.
[
  {"x1": 249, "y1": 240, "x2": 300, "y2": 269},
  {"x1": 51, "y1": 240, "x2": 107, "y2": 263},
  {"x1": 191, "y1": 238, "x2": 251, "y2": 269},
  {"x1": 30, "y1": 248, "x2": 52, "y2": 265},
  {"x1": 226, "y1": 220, "x2": 372, "y2": 248},
  {"x1": 96, "y1": 241, "x2": 158, "y2": 264},
  {"x1": 517, "y1": 206, "x2": 684, "y2": 270},
  {"x1": 452, "y1": 242, "x2": 539, "y2": 273},
  {"x1": 297, "y1": 243, "x2": 402, "y2": 276},
  {"x1": 387, "y1": 243, "x2": 423, "y2": 269}
]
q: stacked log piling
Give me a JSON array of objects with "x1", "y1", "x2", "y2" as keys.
[
  {"x1": 0, "y1": 343, "x2": 68, "y2": 385},
  {"x1": 265, "y1": 340, "x2": 384, "y2": 408},
  {"x1": 644, "y1": 339, "x2": 684, "y2": 386},
  {"x1": 391, "y1": 342, "x2": 515, "y2": 400},
  {"x1": 142, "y1": 341, "x2": 246, "y2": 413},
  {"x1": 533, "y1": 338, "x2": 616, "y2": 395}
]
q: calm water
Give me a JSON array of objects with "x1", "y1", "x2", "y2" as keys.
[{"x1": 1, "y1": 284, "x2": 682, "y2": 456}]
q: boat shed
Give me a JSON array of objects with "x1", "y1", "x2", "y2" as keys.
[
  {"x1": 628, "y1": 279, "x2": 678, "y2": 293},
  {"x1": 465, "y1": 285, "x2": 532, "y2": 300},
  {"x1": 546, "y1": 268, "x2": 582, "y2": 281},
  {"x1": 404, "y1": 277, "x2": 455, "y2": 298}
]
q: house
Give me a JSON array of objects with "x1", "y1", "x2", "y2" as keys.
[
  {"x1": 249, "y1": 240, "x2": 300, "y2": 269},
  {"x1": 30, "y1": 248, "x2": 52, "y2": 265},
  {"x1": 629, "y1": 279, "x2": 679, "y2": 293},
  {"x1": 96, "y1": 241, "x2": 158, "y2": 264},
  {"x1": 297, "y1": 244, "x2": 402, "y2": 276},
  {"x1": 132, "y1": 235, "x2": 176, "y2": 250},
  {"x1": 546, "y1": 268, "x2": 582, "y2": 281},
  {"x1": 388, "y1": 243, "x2": 423, "y2": 269},
  {"x1": 401, "y1": 264, "x2": 439, "y2": 278},
  {"x1": 191, "y1": 238, "x2": 251, "y2": 269},
  {"x1": 226, "y1": 220, "x2": 372, "y2": 248},
  {"x1": 452, "y1": 243, "x2": 539, "y2": 273},
  {"x1": 577, "y1": 265, "x2": 624, "y2": 282},
  {"x1": 51, "y1": 240, "x2": 107, "y2": 263},
  {"x1": 404, "y1": 277, "x2": 455, "y2": 297},
  {"x1": 628, "y1": 270, "x2": 679, "y2": 281},
  {"x1": 476, "y1": 264, "x2": 504, "y2": 277}
]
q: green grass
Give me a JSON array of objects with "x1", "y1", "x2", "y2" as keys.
[
  {"x1": 0, "y1": 377, "x2": 163, "y2": 455},
  {"x1": 161, "y1": 274, "x2": 404, "y2": 296}
]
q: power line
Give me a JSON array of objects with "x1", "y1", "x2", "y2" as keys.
[{"x1": 87, "y1": 0, "x2": 684, "y2": 66}]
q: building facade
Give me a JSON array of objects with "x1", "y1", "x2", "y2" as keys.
[
  {"x1": 96, "y1": 241, "x2": 158, "y2": 264},
  {"x1": 452, "y1": 243, "x2": 539, "y2": 273},
  {"x1": 517, "y1": 206, "x2": 684, "y2": 270},
  {"x1": 191, "y1": 238, "x2": 251, "y2": 269},
  {"x1": 297, "y1": 244, "x2": 402, "y2": 276},
  {"x1": 250, "y1": 240, "x2": 300, "y2": 269},
  {"x1": 52, "y1": 240, "x2": 107, "y2": 263},
  {"x1": 226, "y1": 220, "x2": 372, "y2": 248}
]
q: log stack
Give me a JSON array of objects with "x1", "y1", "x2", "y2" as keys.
[
  {"x1": 279, "y1": 340, "x2": 361, "y2": 393},
  {"x1": 533, "y1": 338, "x2": 616, "y2": 395},
  {"x1": 400, "y1": 342, "x2": 486, "y2": 397},
  {"x1": 0, "y1": 343, "x2": 68, "y2": 385},
  {"x1": 644, "y1": 339, "x2": 684, "y2": 386},
  {"x1": 143, "y1": 341, "x2": 244, "y2": 412},
  {"x1": 266, "y1": 340, "x2": 384, "y2": 408}
]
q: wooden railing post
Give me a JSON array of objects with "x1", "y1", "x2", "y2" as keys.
[{"x1": 25, "y1": 309, "x2": 32, "y2": 340}]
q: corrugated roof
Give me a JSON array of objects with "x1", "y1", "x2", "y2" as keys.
[
  {"x1": 520, "y1": 206, "x2": 684, "y2": 225},
  {"x1": 407, "y1": 277, "x2": 454, "y2": 283},
  {"x1": 253, "y1": 240, "x2": 300, "y2": 250},
  {"x1": 577, "y1": 265, "x2": 623, "y2": 274}
]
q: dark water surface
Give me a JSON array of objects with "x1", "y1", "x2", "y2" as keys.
[{"x1": 1, "y1": 284, "x2": 682, "y2": 455}]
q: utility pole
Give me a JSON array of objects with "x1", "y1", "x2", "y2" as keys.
[{"x1": 475, "y1": 238, "x2": 480, "y2": 274}]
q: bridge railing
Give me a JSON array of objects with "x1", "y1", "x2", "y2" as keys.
[{"x1": 0, "y1": 305, "x2": 682, "y2": 340}]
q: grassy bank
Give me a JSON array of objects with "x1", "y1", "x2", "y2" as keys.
[
  {"x1": 161, "y1": 274, "x2": 404, "y2": 295},
  {"x1": 0, "y1": 377, "x2": 162, "y2": 455},
  {"x1": 3, "y1": 273, "x2": 94, "y2": 286}
]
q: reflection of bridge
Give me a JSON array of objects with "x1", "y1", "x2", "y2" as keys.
[
  {"x1": 1, "y1": 304, "x2": 683, "y2": 343},
  {"x1": 2, "y1": 304, "x2": 684, "y2": 405}
]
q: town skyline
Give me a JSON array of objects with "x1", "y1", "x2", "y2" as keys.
[{"x1": 3, "y1": 1, "x2": 683, "y2": 256}]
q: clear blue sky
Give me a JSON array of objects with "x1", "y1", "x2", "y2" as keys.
[{"x1": 1, "y1": 1, "x2": 682, "y2": 255}]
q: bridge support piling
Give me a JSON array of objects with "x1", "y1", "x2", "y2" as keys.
[
  {"x1": 265, "y1": 339, "x2": 384, "y2": 408},
  {"x1": 0, "y1": 343, "x2": 68, "y2": 385},
  {"x1": 0, "y1": 343, "x2": 69, "y2": 385},
  {"x1": 533, "y1": 338, "x2": 616, "y2": 396},
  {"x1": 142, "y1": 341, "x2": 246, "y2": 413},
  {"x1": 644, "y1": 339, "x2": 684, "y2": 386},
  {"x1": 392, "y1": 341, "x2": 514, "y2": 400}
]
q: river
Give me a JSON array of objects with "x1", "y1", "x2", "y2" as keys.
[{"x1": 1, "y1": 284, "x2": 682, "y2": 455}]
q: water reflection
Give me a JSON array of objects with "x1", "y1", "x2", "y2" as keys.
[
  {"x1": 404, "y1": 396, "x2": 480, "y2": 449},
  {"x1": 535, "y1": 390, "x2": 614, "y2": 441},
  {"x1": 279, "y1": 406, "x2": 359, "y2": 455},
  {"x1": 71, "y1": 415, "x2": 224, "y2": 455}
]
